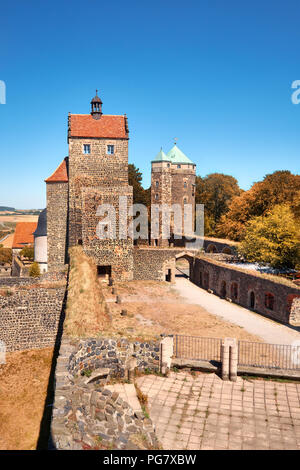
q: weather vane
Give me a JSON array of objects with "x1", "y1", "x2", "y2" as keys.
[{"x1": 174, "y1": 137, "x2": 178, "y2": 145}]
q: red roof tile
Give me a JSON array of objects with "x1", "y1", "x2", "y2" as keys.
[
  {"x1": 12, "y1": 222, "x2": 37, "y2": 249},
  {"x1": 69, "y1": 114, "x2": 128, "y2": 139},
  {"x1": 45, "y1": 157, "x2": 68, "y2": 183}
]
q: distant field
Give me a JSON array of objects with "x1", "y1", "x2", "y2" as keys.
[{"x1": 0, "y1": 214, "x2": 39, "y2": 224}]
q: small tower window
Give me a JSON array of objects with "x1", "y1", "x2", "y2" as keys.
[
  {"x1": 184, "y1": 182, "x2": 187, "y2": 188},
  {"x1": 83, "y1": 144, "x2": 91, "y2": 154},
  {"x1": 167, "y1": 163, "x2": 170, "y2": 167},
  {"x1": 177, "y1": 164, "x2": 181, "y2": 169},
  {"x1": 107, "y1": 145, "x2": 115, "y2": 155},
  {"x1": 156, "y1": 181, "x2": 159, "y2": 188},
  {"x1": 183, "y1": 198, "x2": 187, "y2": 204},
  {"x1": 155, "y1": 194, "x2": 159, "y2": 200}
]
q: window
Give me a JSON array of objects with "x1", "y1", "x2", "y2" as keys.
[
  {"x1": 167, "y1": 163, "x2": 170, "y2": 168},
  {"x1": 83, "y1": 144, "x2": 90, "y2": 154},
  {"x1": 183, "y1": 198, "x2": 187, "y2": 204},
  {"x1": 155, "y1": 194, "x2": 159, "y2": 200},
  {"x1": 156, "y1": 181, "x2": 159, "y2": 188},
  {"x1": 177, "y1": 164, "x2": 181, "y2": 169},
  {"x1": 184, "y1": 182, "x2": 187, "y2": 188},
  {"x1": 265, "y1": 293, "x2": 274, "y2": 310},
  {"x1": 107, "y1": 145, "x2": 114, "y2": 155}
]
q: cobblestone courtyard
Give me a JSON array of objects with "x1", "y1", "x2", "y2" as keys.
[{"x1": 136, "y1": 371, "x2": 300, "y2": 450}]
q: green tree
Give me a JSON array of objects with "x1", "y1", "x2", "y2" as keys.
[
  {"x1": 195, "y1": 173, "x2": 241, "y2": 235},
  {"x1": 29, "y1": 262, "x2": 40, "y2": 277},
  {"x1": 238, "y1": 205, "x2": 300, "y2": 268},
  {"x1": 20, "y1": 245, "x2": 34, "y2": 260},
  {"x1": 128, "y1": 164, "x2": 150, "y2": 207}
]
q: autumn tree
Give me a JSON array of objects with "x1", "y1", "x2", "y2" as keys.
[
  {"x1": 0, "y1": 247, "x2": 12, "y2": 264},
  {"x1": 217, "y1": 171, "x2": 300, "y2": 240},
  {"x1": 238, "y1": 205, "x2": 300, "y2": 268},
  {"x1": 195, "y1": 173, "x2": 241, "y2": 235}
]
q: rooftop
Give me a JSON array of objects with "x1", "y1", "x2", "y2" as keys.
[
  {"x1": 152, "y1": 144, "x2": 195, "y2": 165},
  {"x1": 45, "y1": 157, "x2": 68, "y2": 183},
  {"x1": 69, "y1": 114, "x2": 129, "y2": 139},
  {"x1": 12, "y1": 222, "x2": 37, "y2": 249}
]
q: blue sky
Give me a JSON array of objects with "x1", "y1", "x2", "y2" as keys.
[{"x1": 0, "y1": 0, "x2": 299, "y2": 209}]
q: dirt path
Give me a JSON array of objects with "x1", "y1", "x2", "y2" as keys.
[{"x1": 174, "y1": 273, "x2": 300, "y2": 345}]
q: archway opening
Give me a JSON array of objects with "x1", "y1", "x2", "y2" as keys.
[
  {"x1": 207, "y1": 244, "x2": 217, "y2": 253},
  {"x1": 221, "y1": 281, "x2": 227, "y2": 298},
  {"x1": 175, "y1": 257, "x2": 190, "y2": 278}
]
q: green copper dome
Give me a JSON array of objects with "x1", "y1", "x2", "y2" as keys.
[
  {"x1": 166, "y1": 144, "x2": 194, "y2": 165},
  {"x1": 151, "y1": 148, "x2": 170, "y2": 163}
]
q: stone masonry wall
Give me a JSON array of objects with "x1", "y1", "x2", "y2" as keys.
[
  {"x1": 81, "y1": 185, "x2": 134, "y2": 281},
  {"x1": 0, "y1": 285, "x2": 66, "y2": 351},
  {"x1": 133, "y1": 247, "x2": 176, "y2": 281},
  {"x1": 68, "y1": 337, "x2": 160, "y2": 377},
  {"x1": 68, "y1": 137, "x2": 129, "y2": 248},
  {"x1": 191, "y1": 256, "x2": 300, "y2": 324},
  {"x1": 50, "y1": 336, "x2": 161, "y2": 450},
  {"x1": 47, "y1": 181, "x2": 69, "y2": 272}
]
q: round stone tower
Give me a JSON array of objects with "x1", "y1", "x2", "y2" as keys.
[
  {"x1": 33, "y1": 208, "x2": 48, "y2": 273},
  {"x1": 151, "y1": 144, "x2": 196, "y2": 246}
]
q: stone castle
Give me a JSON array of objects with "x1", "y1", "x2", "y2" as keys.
[{"x1": 40, "y1": 92, "x2": 196, "y2": 280}]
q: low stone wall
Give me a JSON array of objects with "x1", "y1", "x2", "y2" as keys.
[
  {"x1": 0, "y1": 277, "x2": 35, "y2": 287},
  {"x1": 0, "y1": 285, "x2": 66, "y2": 351},
  {"x1": 50, "y1": 336, "x2": 162, "y2": 450},
  {"x1": 68, "y1": 337, "x2": 160, "y2": 377},
  {"x1": 191, "y1": 256, "x2": 300, "y2": 324}
]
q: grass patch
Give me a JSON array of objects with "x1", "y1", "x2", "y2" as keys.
[{"x1": 64, "y1": 247, "x2": 111, "y2": 337}]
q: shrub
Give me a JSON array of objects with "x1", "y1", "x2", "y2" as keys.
[{"x1": 29, "y1": 262, "x2": 40, "y2": 278}]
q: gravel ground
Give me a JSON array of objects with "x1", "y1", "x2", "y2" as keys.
[{"x1": 174, "y1": 273, "x2": 300, "y2": 345}]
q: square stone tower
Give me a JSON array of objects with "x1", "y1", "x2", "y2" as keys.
[
  {"x1": 46, "y1": 92, "x2": 133, "y2": 280},
  {"x1": 151, "y1": 144, "x2": 196, "y2": 246}
]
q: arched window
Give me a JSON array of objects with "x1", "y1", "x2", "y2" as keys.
[
  {"x1": 221, "y1": 281, "x2": 227, "y2": 298},
  {"x1": 250, "y1": 291, "x2": 255, "y2": 309},
  {"x1": 156, "y1": 181, "x2": 159, "y2": 188},
  {"x1": 265, "y1": 293, "x2": 275, "y2": 310},
  {"x1": 231, "y1": 282, "x2": 238, "y2": 301},
  {"x1": 203, "y1": 272, "x2": 209, "y2": 289},
  {"x1": 184, "y1": 181, "x2": 187, "y2": 188}
]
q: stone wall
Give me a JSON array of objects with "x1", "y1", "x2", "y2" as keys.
[
  {"x1": 0, "y1": 276, "x2": 35, "y2": 287},
  {"x1": 47, "y1": 181, "x2": 68, "y2": 272},
  {"x1": 190, "y1": 256, "x2": 300, "y2": 324},
  {"x1": 50, "y1": 336, "x2": 161, "y2": 450},
  {"x1": 0, "y1": 284, "x2": 66, "y2": 351},
  {"x1": 68, "y1": 137, "x2": 129, "y2": 248},
  {"x1": 289, "y1": 297, "x2": 300, "y2": 326},
  {"x1": 68, "y1": 337, "x2": 160, "y2": 377},
  {"x1": 150, "y1": 161, "x2": 195, "y2": 247},
  {"x1": 81, "y1": 185, "x2": 134, "y2": 281},
  {"x1": 133, "y1": 247, "x2": 176, "y2": 281}
]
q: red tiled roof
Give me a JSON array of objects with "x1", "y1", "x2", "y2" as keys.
[
  {"x1": 12, "y1": 222, "x2": 37, "y2": 249},
  {"x1": 45, "y1": 157, "x2": 68, "y2": 183},
  {"x1": 69, "y1": 114, "x2": 128, "y2": 139}
]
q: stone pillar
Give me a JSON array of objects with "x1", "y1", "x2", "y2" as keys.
[
  {"x1": 160, "y1": 335, "x2": 174, "y2": 375},
  {"x1": 221, "y1": 338, "x2": 238, "y2": 382},
  {"x1": 229, "y1": 338, "x2": 238, "y2": 382}
]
